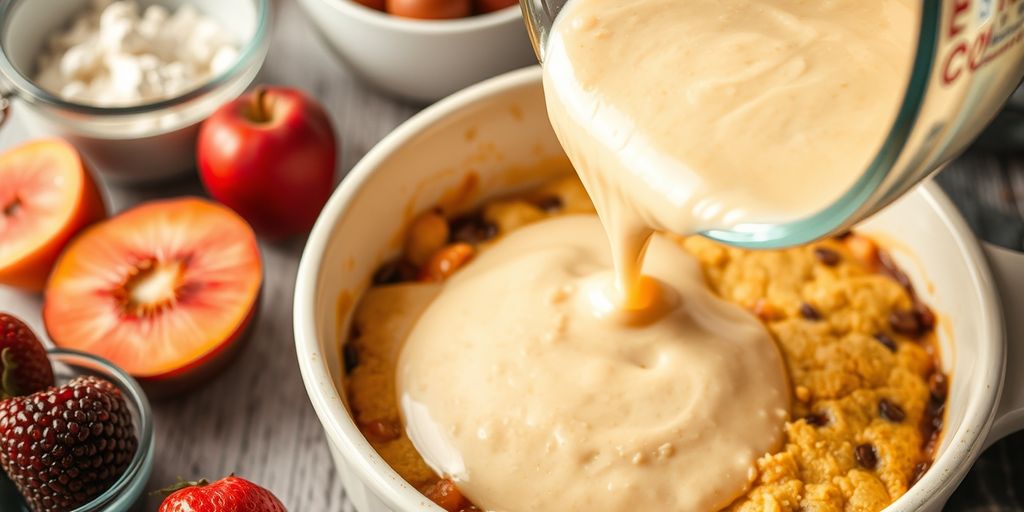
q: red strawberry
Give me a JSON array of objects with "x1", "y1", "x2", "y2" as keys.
[
  {"x1": 0, "y1": 313, "x2": 54, "y2": 398},
  {"x1": 0, "y1": 375, "x2": 137, "y2": 512},
  {"x1": 159, "y1": 476, "x2": 287, "y2": 512}
]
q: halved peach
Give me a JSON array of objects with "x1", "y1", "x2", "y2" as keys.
[
  {"x1": 43, "y1": 197, "x2": 263, "y2": 394},
  {"x1": 0, "y1": 139, "x2": 106, "y2": 291}
]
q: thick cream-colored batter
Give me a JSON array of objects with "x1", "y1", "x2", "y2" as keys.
[
  {"x1": 543, "y1": 0, "x2": 918, "y2": 298},
  {"x1": 395, "y1": 0, "x2": 919, "y2": 510},
  {"x1": 398, "y1": 216, "x2": 789, "y2": 511}
]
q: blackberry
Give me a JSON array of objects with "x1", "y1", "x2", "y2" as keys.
[{"x1": 0, "y1": 375, "x2": 137, "y2": 512}]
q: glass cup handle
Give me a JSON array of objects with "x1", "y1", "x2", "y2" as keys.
[{"x1": 983, "y1": 243, "x2": 1024, "y2": 447}]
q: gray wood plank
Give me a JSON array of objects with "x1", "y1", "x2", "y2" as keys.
[{"x1": 137, "y1": 1, "x2": 415, "y2": 509}]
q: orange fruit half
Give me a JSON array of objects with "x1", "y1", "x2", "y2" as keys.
[
  {"x1": 43, "y1": 197, "x2": 263, "y2": 393},
  {"x1": 0, "y1": 139, "x2": 106, "y2": 291}
]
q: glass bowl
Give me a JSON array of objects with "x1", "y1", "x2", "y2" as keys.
[
  {"x1": 0, "y1": 349, "x2": 155, "y2": 512},
  {"x1": 0, "y1": 0, "x2": 271, "y2": 183}
]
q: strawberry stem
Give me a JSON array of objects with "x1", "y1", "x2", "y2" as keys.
[
  {"x1": 155, "y1": 478, "x2": 210, "y2": 496},
  {"x1": 1, "y1": 348, "x2": 20, "y2": 399}
]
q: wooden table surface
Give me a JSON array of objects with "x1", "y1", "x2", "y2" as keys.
[{"x1": 0, "y1": 0, "x2": 1022, "y2": 510}]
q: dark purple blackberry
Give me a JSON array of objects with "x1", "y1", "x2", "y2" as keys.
[{"x1": 0, "y1": 375, "x2": 137, "y2": 512}]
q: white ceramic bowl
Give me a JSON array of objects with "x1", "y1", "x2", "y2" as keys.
[
  {"x1": 295, "y1": 67, "x2": 1024, "y2": 512},
  {"x1": 0, "y1": 0, "x2": 270, "y2": 183},
  {"x1": 296, "y1": 0, "x2": 536, "y2": 104}
]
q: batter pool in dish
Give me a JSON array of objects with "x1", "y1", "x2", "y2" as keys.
[{"x1": 398, "y1": 215, "x2": 790, "y2": 512}]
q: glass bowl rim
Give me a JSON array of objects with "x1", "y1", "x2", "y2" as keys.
[{"x1": 0, "y1": 0, "x2": 270, "y2": 116}]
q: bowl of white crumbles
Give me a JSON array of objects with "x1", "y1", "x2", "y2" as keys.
[{"x1": 0, "y1": 0, "x2": 270, "y2": 183}]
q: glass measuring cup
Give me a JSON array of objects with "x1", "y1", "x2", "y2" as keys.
[{"x1": 521, "y1": 0, "x2": 1024, "y2": 248}]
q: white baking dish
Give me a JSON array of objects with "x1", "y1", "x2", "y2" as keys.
[{"x1": 294, "y1": 67, "x2": 1024, "y2": 512}]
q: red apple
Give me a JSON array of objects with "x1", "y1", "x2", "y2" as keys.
[{"x1": 198, "y1": 86, "x2": 337, "y2": 239}]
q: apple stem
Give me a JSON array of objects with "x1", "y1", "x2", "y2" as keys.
[{"x1": 249, "y1": 88, "x2": 273, "y2": 123}]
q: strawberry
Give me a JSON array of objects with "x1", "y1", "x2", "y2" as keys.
[
  {"x1": 0, "y1": 313, "x2": 54, "y2": 398},
  {"x1": 0, "y1": 375, "x2": 137, "y2": 512},
  {"x1": 159, "y1": 476, "x2": 287, "y2": 512}
]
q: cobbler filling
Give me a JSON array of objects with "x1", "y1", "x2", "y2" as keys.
[{"x1": 342, "y1": 176, "x2": 947, "y2": 512}]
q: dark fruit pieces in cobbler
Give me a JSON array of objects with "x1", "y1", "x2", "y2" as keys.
[
  {"x1": 159, "y1": 475, "x2": 287, "y2": 512},
  {"x1": 0, "y1": 375, "x2": 137, "y2": 512},
  {"x1": 0, "y1": 313, "x2": 54, "y2": 399},
  {"x1": 373, "y1": 209, "x2": 492, "y2": 286}
]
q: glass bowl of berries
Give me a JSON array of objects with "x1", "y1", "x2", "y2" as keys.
[{"x1": 0, "y1": 348, "x2": 154, "y2": 512}]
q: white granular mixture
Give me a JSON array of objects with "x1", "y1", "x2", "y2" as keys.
[{"x1": 35, "y1": 0, "x2": 240, "y2": 107}]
